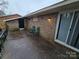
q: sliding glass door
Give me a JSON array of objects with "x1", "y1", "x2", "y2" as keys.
[{"x1": 55, "y1": 11, "x2": 79, "y2": 52}]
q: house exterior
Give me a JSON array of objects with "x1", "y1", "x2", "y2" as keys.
[
  {"x1": 0, "y1": 14, "x2": 21, "y2": 30},
  {"x1": 25, "y1": 0, "x2": 79, "y2": 52}
]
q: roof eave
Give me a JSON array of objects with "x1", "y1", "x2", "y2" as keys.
[{"x1": 25, "y1": 0, "x2": 79, "y2": 17}]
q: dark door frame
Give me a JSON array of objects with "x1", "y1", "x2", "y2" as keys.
[{"x1": 18, "y1": 18, "x2": 24, "y2": 29}]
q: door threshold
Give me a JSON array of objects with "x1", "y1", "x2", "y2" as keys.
[{"x1": 20, "y1": 28, "x2": 24, "y2": 30}]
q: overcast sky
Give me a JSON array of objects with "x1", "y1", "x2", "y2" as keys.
[{"x1": 6, "y1": 0, "x2": 63, "y2": 16}]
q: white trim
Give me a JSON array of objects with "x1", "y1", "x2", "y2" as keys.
[
  {"x1": 54, "y1": 12, "x2": 60, "y2": 40},
  {"x1": 55, "y1": 40, "x2": 79, "y2": 53},
  {"x1": 20, "y1": 28, "x2": 24, "y2": 30},
  {"x1": 3, "y1": 17, "x2": 22, "y2": 22}
]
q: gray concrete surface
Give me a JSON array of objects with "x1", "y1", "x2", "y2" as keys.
[{"x1": 2, "y1": 30, "x2": 77, "y2": 59}]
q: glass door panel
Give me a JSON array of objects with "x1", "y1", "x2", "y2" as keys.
[
  {"x1": 57, "y1": 12, "x2": 73, "y2": 42},
  {"x1": 70, "y1": 13, "x2": 79, "y2": 48},
  {"x1": 65, "y1": 11, "x2": 79, "y2": 49},
  {"x1": 67, "y1": 12, "x2": 78, "y2": 44},
  {"x1": 75, "y1": 34, "x2": 79, "y2": 49}
]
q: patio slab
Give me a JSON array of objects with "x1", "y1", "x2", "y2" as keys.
[{"x1": 2, "y1": 30, "x2": 77, "y2": 59}]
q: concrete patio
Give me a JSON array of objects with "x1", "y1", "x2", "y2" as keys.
[{"x1": 2, "y1": 30, "x2": 77, "y2": 59}]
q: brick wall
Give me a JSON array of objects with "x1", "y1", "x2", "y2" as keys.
[
  {"x1": 27, "y1": 13, "x2": 58, "y2": 42},
  {"x1": 6, "y1": 20, "x2": 19, "y2": 30}
]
